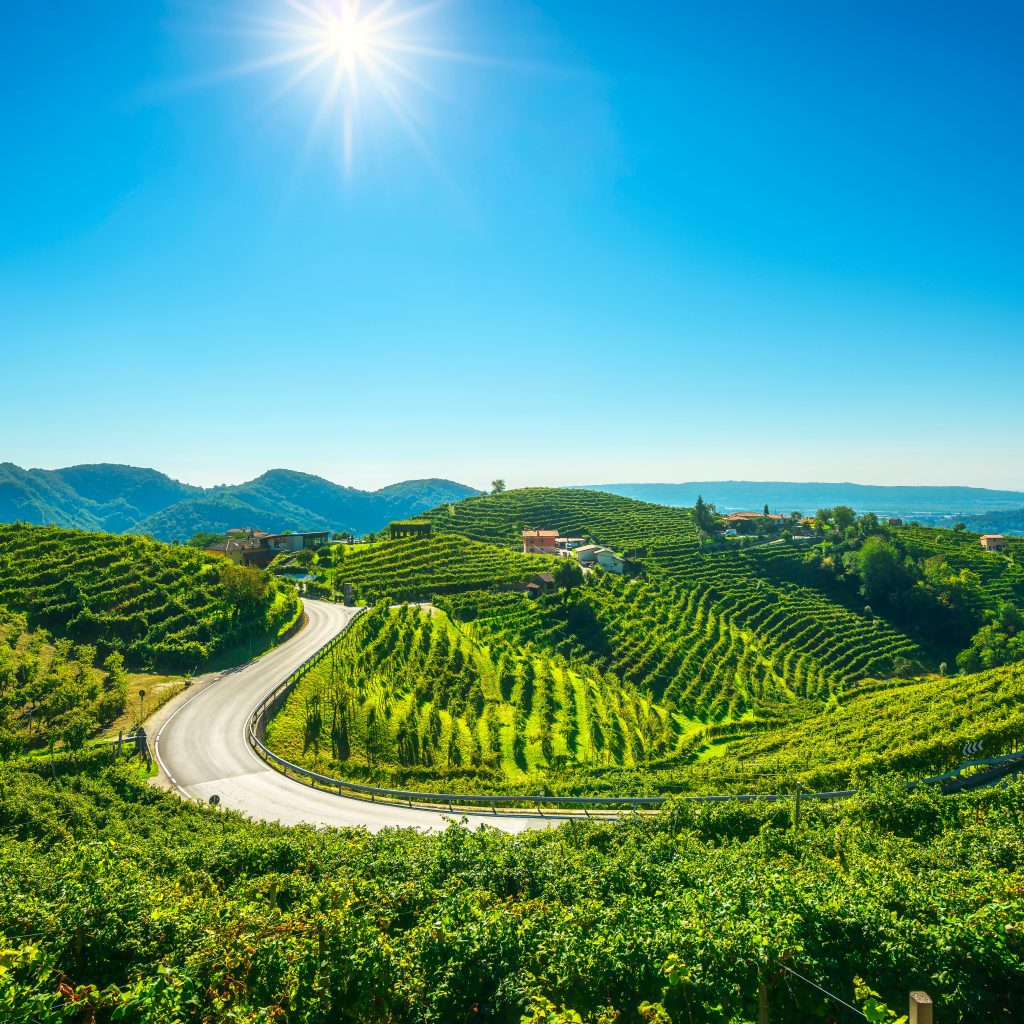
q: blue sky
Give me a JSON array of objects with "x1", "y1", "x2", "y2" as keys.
[{"x1": 1, "y1": 1, "x2": 1022, "y2": 490}]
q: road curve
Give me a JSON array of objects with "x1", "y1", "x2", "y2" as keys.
[{"x1": 154, "y1": 599, "x2": 561, "y2": 834}]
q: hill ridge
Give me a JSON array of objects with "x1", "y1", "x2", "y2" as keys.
[{"x1": 0, "y1": 462, "x2": 479, "y2": 540}]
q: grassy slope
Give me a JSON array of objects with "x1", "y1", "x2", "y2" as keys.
[{"x1": 0, "y1": 608, "x2": 186, "y2": 752}]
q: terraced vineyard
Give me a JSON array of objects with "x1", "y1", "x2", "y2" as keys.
[
  {"x1": 896, "y1": 524, "x2": 1024, "y2": 604},
  {"x1": 325, "y1": 533, "x2": 561, "y2": 604},
  {"x1": 265, "y1": 490, "x2": 1019, "y2": 798},
  {"x1": 0, "y1": 523, "x2": 298, "y2": 669},
  {"x1": 440, "y1": 578, "x2": 777, "y2": 719},
  {"x1": 643, "y1": 539, "x2": 922, "y2": 698},
  {"x1": 704, "y1": 663, "x2": 1024, "y2": 792},
  {"x1": 422, "y1": 486, "x2": 698, "y2": 551},
  {"x1": 424, "y1": 489, "x2": 923, "y2": 702},
  {"x1": 266, "y1": 604, "x2": 692, "y2": 794}
]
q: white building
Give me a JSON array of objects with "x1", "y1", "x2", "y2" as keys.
[
  {"x1": 595, "y1": 548, "x2": 625, "y2": 574},
  {"x1": 574, "y1": 544, "x2": 603, "y2": 565}
]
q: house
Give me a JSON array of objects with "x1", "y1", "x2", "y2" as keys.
[
  {"x1": 574, "y1": 544, "x2": 603, "y2": 565},
  {"x1": 203, "y1": 538, "x2": 277, "y2": 568},
  {"x1": 723, "y1": 512, "x2": 789, "y2": 527},
  {"x1": 262, "y1": 532, "x2": 330, "y2": 552},
  {"x1": 530, "y1": 572, "x2": 557, "y2": 595},
  {"x1": 524, "y1": 582, "x2": 543, "y2": 599},
  {"x1": 595, "y1": 549, "x2": 625, "y2": 574},
  {"x1": 981, "y1": 534, "x2": 1008, "y2": 553},
  {"x1": 555, "y1": 536, "x2": 587, "y2": 552},
  {"x1": 888, "y1": 518, "x2": 904, "y2": 527},
  {"x1": 522, "y1": 529, "x2": 559, "y2": 556}
]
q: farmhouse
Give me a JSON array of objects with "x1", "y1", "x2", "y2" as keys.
[
  {"x1": 522, "y1": 529, "x2": 559, "y2": 556},
  {"x1": 595, "y1": 549, "x2": 625, "y2": 574},
  {"x1": 203, "y1": 537, "x2": 277, "y2": 569},
  {"x1": 723, "y1": 512, "x2": 789, "y2": 526},
  {"x1": 888, "y1": 518, "x2": 904, "y2": 527},
  {"x1": 530, "y1": 572, "x2": 557, "y2": 595},
  {"x1": 573, "y1": 544, "x2": 603, "y2": 565},
  {"x1": 980, "y1": 534, "x2": 1008, "y2": 552}
]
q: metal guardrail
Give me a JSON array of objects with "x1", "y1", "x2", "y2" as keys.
[{"x1": 245, "y1": 611, "x2": 1024, "y2": 814}]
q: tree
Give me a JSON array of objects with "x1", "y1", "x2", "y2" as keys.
[
  {"x1": 553, "y1": 559, "x2": 584, "y2": 590},
  {"x1": 491, "y1": 479, "x2": 506, "y2": 495},
  {"x1": 832, "y1": 506, "x2": 857, "y2": 531},
  {"x1": 855, "y1": 536, "x2": 914, "y2": 606},
  {"x1": 815, "y1": 508, "x2": 833, "y2": 526},
  {"x1": 218, "y1": 562, "x2": 272, "y2": 653},
  {"x1": 763, "y1": 504, "x2": 770, "y2": 517},
  {"x1": 859, "y1": 512, "x2": 879, "y2": 533},
  {"x1": 693, "y1": 496, "x2": 719, "y2": 536}
]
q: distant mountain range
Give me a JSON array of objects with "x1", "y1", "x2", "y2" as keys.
[
  {"x1": 582, "y1": 481, "x2": 1024, "y2": 533},
  {"x1": 0, "y1": 463, "x2": 479, "y2": 541},
  {"x1": 5, "y1": 466, "x2": 1024, "y2": 541}
]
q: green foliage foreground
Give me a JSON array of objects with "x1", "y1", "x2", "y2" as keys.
[{"x1": 1, "y1": 755, "x2": 1022, "y2": 1023}]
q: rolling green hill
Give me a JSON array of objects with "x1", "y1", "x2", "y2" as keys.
[
  {"x1": 132, "y1": 470, "x2": 480, "y2": 541},
  {"x1": 422, "y1": 489, "x2": 924, "y2": 700},
  {"x1": 0, "y1": 462, "x2": 198, "y2": 532},
  {"x1": 321, "y1": 532, "x2": 563, "y2": 604},
  {"x1": 266, "y1": 604, "x2": 691, "y2": 794},
  {"x1": 422, "y1": 486, "x2": 697, "y2": 550},
  {"x1": 0, "y1": 462, "x2": 479, "y2": 540},
  {"x1": 700, "y1": 664, "x2": 1024, "y2": 792},
  {"x1": 0, "y1": 523, "x2": 298, "y2": 669},
  {"x1": 3, "y1": 488, "x2": 1024, "y2": 1021}
]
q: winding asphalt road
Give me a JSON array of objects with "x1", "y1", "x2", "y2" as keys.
[{"x1": 153, "y1": 599, "x2": 560, "y2": 834}]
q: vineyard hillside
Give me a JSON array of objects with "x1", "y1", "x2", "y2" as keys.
[
  {"x1": 421, "y1": 489, "x2": 924, "y2": 699},
  {"x1": 0, "y1": 523, "x2": 299, "y2": 669},
  {"x1": 705, "y1": 663, "x2": 1024, "y2": 792},
  {"x1": 320, "y1": 533, "x2": 564, "y2": 604},
  {"x1": 265, "y1": 604, "x2": 693, "y2": 794},
  {"x1": 422, "y1": 486, "x2": 699, "y2": 551}
]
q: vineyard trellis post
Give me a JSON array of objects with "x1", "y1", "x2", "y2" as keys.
[{"x1": 909, "y1": 991, "x2": 933, "y2": 1024}]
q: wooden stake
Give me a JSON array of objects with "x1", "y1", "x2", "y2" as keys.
[
  {"x1": 909, "y1": 991, "x2": 933, "y2": 1024},
  {"x1": 758, "y1": 981, "x2": 768, "y2": 1024}
]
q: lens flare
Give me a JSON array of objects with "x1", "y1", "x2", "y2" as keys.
[{"x1": 208, "y1": 0, "x2": 464, "y2": 176}]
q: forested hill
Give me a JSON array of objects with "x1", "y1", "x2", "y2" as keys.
[
  {"x1": 0, "y1": 462, "x2": 200, "y2": 532},
  {"x1": 0, "y1": 463, "x2": 478, "y2": 540}
]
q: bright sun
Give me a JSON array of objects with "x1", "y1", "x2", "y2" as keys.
[
  {"x1": 321, "y1": 11, "x2": 373, "y2": 66},
  {"x1": 214, "y1": 0, "x2": 465, "y2": 175}
]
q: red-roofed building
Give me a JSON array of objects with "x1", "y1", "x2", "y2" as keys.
[{"x1": 522, "y1": 529, "x2": 559, "y2": 555}]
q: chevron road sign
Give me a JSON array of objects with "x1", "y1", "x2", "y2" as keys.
[{"x1": 962, "y1": 739, "x2": 985, "y2": 758}]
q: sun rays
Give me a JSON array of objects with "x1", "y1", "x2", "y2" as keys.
[{"x1": 200, "y1": 0, "x2": 467, "y2": 177}]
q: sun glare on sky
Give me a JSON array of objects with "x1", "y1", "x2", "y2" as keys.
[{"x1": 215, "y1": 0, "x2": 463, "y2": 175}]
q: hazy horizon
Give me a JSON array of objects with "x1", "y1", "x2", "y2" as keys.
[{"x1": 6, "y1": 458, "x2": 1024, "y2": 497}]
